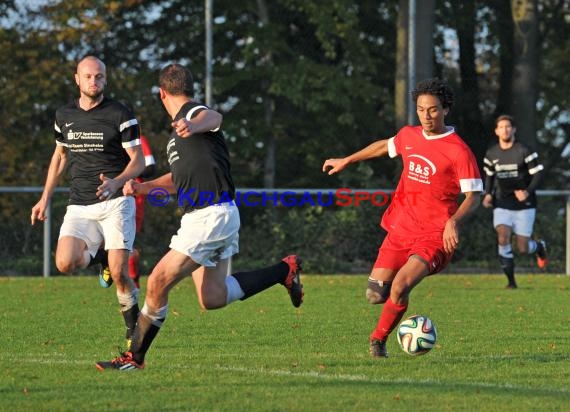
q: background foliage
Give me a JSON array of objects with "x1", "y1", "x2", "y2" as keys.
[{"x1": 0, "y1": 0, "x2": 567, "y2": 275}]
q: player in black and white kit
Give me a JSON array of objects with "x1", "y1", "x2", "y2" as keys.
[
  {"x1": 96, "y1": 63, "x2": 303, "y2": 371},
  {"x1": 482, "y1": 114, "x2": 548, "y2": 289},
  {"x1": 31, "y1": 56, "x2": 145, "y2": 345}
]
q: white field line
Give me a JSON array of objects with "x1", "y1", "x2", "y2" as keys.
[
  {"x1": 213, "y1": 365, "x2": 570, "y2": 395},
  {"x1": 7, "y1": 356, "x2": 570, "y2": 395}
]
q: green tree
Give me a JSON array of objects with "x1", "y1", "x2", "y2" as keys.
[{"x1": 211, "y1": 0, "x2": 399, "y2": 188}]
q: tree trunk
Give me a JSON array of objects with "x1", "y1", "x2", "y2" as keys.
[
  {"x1": 452, "y1": 0, "x2": 486, "y2": 161},
  {"x1": 511, "y1": 0, "x2": 539, "y2": 146},
  {"x1": 492, "y1": 0, "x2": 514, "y2": 118}
]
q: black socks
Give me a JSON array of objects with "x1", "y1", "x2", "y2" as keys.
[
  {"x1": 232, "y1": 261, "x2": 289, "y2": 300},
  {"x1": 499, "y1": 256, "x2": 516, "y2": 287},
  {"x1": 88, "y1": 248, "x2": 108, "y2": 267}
]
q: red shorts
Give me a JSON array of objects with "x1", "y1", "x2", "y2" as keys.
[{"x1": 373, "y1": 232, "x2": 452, "y2": 275}]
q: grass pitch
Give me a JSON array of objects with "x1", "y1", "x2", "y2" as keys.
[{"x1": 0, "y1": 274, "x2": 569, "y2": 411}]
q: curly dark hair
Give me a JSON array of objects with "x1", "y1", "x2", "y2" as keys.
[{"x1": 411, "y1": 78, "x2": 454, "y2": 110}]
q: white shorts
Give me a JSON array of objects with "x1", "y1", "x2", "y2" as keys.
[
  {"x1": 493, "y1": 208, "x2": 536, "y2": 237},
  {"x1": 59, "y1": 196, "x2": 136, "y2": 256},
  {"x1": 170, "y1": 203, "x2": 240, "y2": 267}
]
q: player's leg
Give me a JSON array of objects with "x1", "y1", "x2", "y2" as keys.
[
  {"x1": 514, "y1": 234, "x2": 531, "y2": 254},
  {"x1": 191, "y1": 260, "x2": 231, "y2": 309},
  {"x1": 513, "y1": 208, "x2": 548, "y2": 269},
  {"x1": 180, "y1": 203, "x2": 302, "y2": 308},
  {"x1": 497, "y1": 224, "x2": 516, "y2": 288},
  {"x1": 55, "y1": 236, "x2": 91, "y2": 273},
  {"x1": 534, "y1": 239, "x2": 548, "y2": 269},
  {"x1": 366, "y1": 266, "x2": 395, "y2": 305},
  {"x1": 106, "y1": 248, "x2": 139, "y2": 345},
  {"x1": 56, "y1": 205, "x2": 104, "y2": 274},
  {"x1": 494, "y1": 208, "x2": 516, "y2": 288},
  {"x1": 133, "y1": 251, "x2": 197, "y2": 363},
  {"x1": 97, "y1": 205, "x2": 213, "y2": 371},
  {"x1": 227, "y1": 255, "x2": 302, "y2": 308},
  {"x1": 513, "y1": 208, "x2": 534, "y2": 254},
  {"x1": 211, "y1": 204, "x2": 303, "y2": 308},
  {"x1": 128, "y1": 194, "x2": 145, "y2": 288},
  {"x1": 101, "y1": 196, "x2": 140, "y2": 345},
  {"x1": 369, "y1": 259, "x2": 429, "y2": 356},
  {"x1": 367, "y1": 267, "x2": 398, "y2": 357},
  {"x1": 367, "y1": 234, "x2": 407, "y2": 305},
  {"x1": 128, "y1": 248, "x2": 141, "y2": 288},
  {"x1": 367, "y1": 234, "x2": 408, "y2": 357},
  {"x1": 97, "y1": 246, "x2": 113, "y2": 288},
  {"x1": 191, "y1": 255, "x2": 303, "y2": 310},
  {"x1": 96, "y1": 249, "x2": 197, "y2": 371}
]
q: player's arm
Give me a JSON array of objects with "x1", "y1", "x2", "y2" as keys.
[
  {"x1": 322, "y1": 139, "x2": 390, "y2": 175},
  {"x1": 96, "y1": 145, "x2": 145, "y2": 200},
  {"x1": 482, "y1": 155, "x2": 495, "y2": 208},
  {"x1": 172, "y1": 108, "x2": 222, "y2": 138},
  {"x1": 139, "y1": 163, "x2": 156, "y2": 179},
  {"x1": 443, "y1": 190, "x2": 482, "y2": 253},
  {"x1": 124, "y1": 173, "x2": 176, "y2": 196},
  {"x1": 526, "y1": 166, "x2": 544, "y2": 190},
  {"x1": 517, "y1": 152, "x2": 544, "y2": 201},
  {"x1": 31, "y1": 145, "x2": 68, "y2": 225},
  {"x1": 482, "y1": 174, "x2": 494, "y2": 208},
  {"x1": 525, "y1": 171, "x2": 543, "y2": 195}
]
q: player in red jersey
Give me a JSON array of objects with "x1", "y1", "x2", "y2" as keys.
[
  {"x1": 129, "y1": 134, "x2": 156, "y2": 288},
  {"x1": 323, "y1": 78, "x2": 483, "y2": 358}
]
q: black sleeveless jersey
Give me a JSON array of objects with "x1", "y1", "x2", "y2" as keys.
[
  {"x1": 54, "y1": 97, "x2": 140, "y2": 205},
  {"x1": 483, "y1": 141, "x2": 544, "y2": 210},
  {"x1": 166, "y1": 101, "x2": 235, "y2": 213}
]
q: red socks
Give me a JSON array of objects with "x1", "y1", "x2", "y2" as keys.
[
  {"x1": 370, "y1": 297, "x2": 408, "y2": 342},
  {"x1": 128, "y1": 249, "x2": 140, "y2": 288}
]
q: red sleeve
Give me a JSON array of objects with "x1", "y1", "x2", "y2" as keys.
[
  {"x1": 455, "y1": 144, "x2": 483, "y2": 192},
  {"x1": 389, "y1": 126, "x2": 414, "y2": 158}
]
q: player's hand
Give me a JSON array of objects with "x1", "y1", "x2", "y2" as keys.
[
  {"x1": 322, "y1": 158, "x2": 350, "y2": 175},
  {"x1": 172, "y1": 118, "x2": 193, "y2": 138},
  {"x1": 482, "y1": 194, "x2": 493, "y2": 208},
  {"x1": 97, "y1": 174, "x2": 120, "y2": 200},
  {"x1": 123, "y1": 179, "x2": 139, "y2": 196},
  {"x1": 514, "y1": 190, "x2": 529, "y2": 202},
  {"x1": 442, "y1": 218, "x2": 459, "y2": 254},
  {"x1": 30, "y1": 199, "x2": 48, "y2": 225}
]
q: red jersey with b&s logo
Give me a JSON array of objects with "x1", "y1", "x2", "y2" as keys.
[{"x1": 381, "y1": 125, "x2": 482, "y2": 236}]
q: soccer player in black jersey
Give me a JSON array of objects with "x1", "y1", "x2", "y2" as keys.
[
  {"x1": 31, "y1": 56, "x2": 145, "y2": 344},
  {"x1": 482, "y1": 115, "x2": 548, "y2": 289},
  {"x1": 96, "y1": 63, "x2": 303, "y2": 371}
]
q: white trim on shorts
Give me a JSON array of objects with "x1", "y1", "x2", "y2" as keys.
[
  {"x1": 493, "y1": 207, "x2": 536, "y2": 237},
  {"x1": 169, "y1": 203, "x2": 240, "y2": 267},
  {"x1": 59, "y1": 196, "x2": 136, "y2": 257}
]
